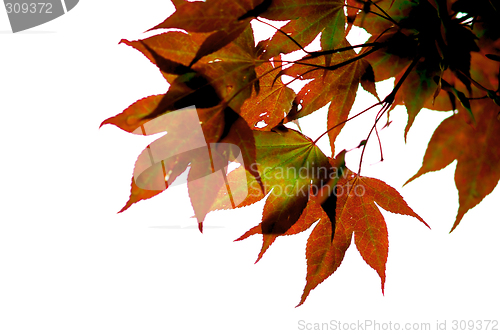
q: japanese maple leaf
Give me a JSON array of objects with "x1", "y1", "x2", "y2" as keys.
[
  {"x1": 298, "y1": 167, "x2": 429, "y2": 306},
  {"x1": 261, "y1": 0, "x2": 346, "y2": 59},
  {"x1": 195, "y1": 26, "x2": 261, "y2": 111},
  {"x1": 150, "y1": 0, "x2": 269, "y2": 33},
  {"x1": 405, "y1": 98, "x2": 500, "y2": 232},
  {"x1": 395, "y1": 50, "x2": 498, "y2": 138},
  {"x1": 252, "y1": 125, "x2": 333, "y2": 235},
  {"x1": 233, "y1": 157, "x2": 428, "y2": 305},
  {"x1": 391, "y1": 60, "x2": 441, "y2": 139}
]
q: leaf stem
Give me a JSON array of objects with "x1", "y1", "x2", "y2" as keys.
[
  {"x1": 457, "y1": 68, "x2": 492, "y2": 93},
  {"x1": 374, "y1": 120, "x2": 384, "y2": 162},
  {"x1": 357, "y1": 56, "x2": 421, "y2": 175},
  {"x1": 313, "y1": 100, "x2": 384, "y2": 145},
  {"x1": 356, "y1": 104, "x2": 389, "y2": 175}
]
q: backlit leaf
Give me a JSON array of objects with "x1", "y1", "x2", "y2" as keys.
[
  {"x1": 262, "y1": 0, "x2": 345, "y2": 59},
  {"x1": 253, "y1": 126, "x2": 332, "y2": 235},
  {"x1": 406, "y1": 99, "x2": 500, "y2": 231},
  {"x1": 240, "y1": 56, "x2": 296, "y2": 130}
]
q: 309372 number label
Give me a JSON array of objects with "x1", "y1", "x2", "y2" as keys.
[
  {"x1": 5, "y1": 2, "x2": 53, "y2": 14},
  {"x1": 451, "y1": 320, "x2": 499, "y2": 331}
]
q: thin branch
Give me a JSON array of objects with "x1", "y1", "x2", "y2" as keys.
[
  {"x1": 325, "y1": 45, "x2": 381, "y2": 71},
  {"x1": 304, "y1": 42, "x2": 383, "y2": 60},
  {"x1": 271, "y1": 43, "x2": 383, "y2": 75},
  {"x1": 255, "y1": 17, "x2": 310, "y2": 55},
  {"x1": 468, "y1": 95, "x2": 488, "y2": 100},
  {"x1": 344, "y1": 4, "x2": 399, "y2": 26},
  {"x1": 370, "y1": 1, "x2": 399, "y2": 26}
]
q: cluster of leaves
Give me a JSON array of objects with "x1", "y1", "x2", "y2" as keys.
[{"x1": 101, "y1": 0, "x2": 500, "y2": 306}]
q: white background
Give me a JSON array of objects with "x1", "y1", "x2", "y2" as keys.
[{"x1": 0, "y1": 1, "x2": 499, "y2": 333}]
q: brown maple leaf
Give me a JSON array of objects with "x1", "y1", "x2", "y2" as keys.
[
  {"x1": 405, "y1": 99, "x2": 500, "y2": 231},
  {"x1": 148, "y1": 0, "x2": 271, "y2": 65},
  {"x1": 298, "y1": 167, "x2": 429, "y2": 306},
  {"x1": 232, "y1": 155, "x2": 428, "y2": 306}
]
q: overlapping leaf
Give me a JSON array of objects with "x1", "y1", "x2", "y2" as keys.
[
  {"x1": 103, "y1": 103, "x2": 258, "y2": 231},
  {"x1": 240, "y1": 56, "x2": 296, "y2": 130},
  {"x1": 150, "y1": 0, "x2": 267, "y2": 32},
  {"x1": 251, "y1": 126, "x2": 332, "y2": 235},
  {"x1": 119, "y1": 32, "x2": 208, "y2": 82},
  {"x1": 120, "y1": 25, "x2": 260, "y2": 120},
  {"x1": 208, "y1": 166, "x2": 265, "y2": 211},
  {"x1": 353, "y1": 0, "x2": 417, "y2": 35},
  {"x1": 284, "y1": 40, "x2": 377, "y2": 153},
  {"x1": 195, "y1": 26, "x2": 261, "y2": 111},
  {"x1": 392, "y1": 60, "x2": 440, "y2": 139},
  {"x1": 261, "y1": 0, "x2": 345, "y2": 59},
  {"x1": 149, "y1": 0, "x2": 271, "y2": 63}
]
